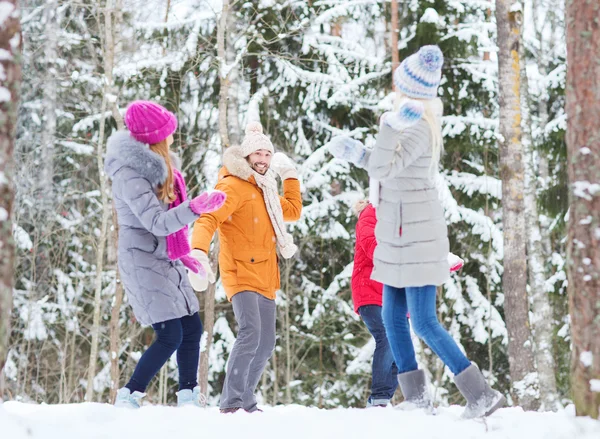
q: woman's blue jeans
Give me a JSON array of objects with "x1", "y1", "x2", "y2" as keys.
[{"x1": 382, "y1": 285, "x2": 470, "y2": 375}]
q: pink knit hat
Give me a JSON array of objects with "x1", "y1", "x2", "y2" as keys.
[
  {"x1": 240, "y1": 121, "x2": 274, "y2": 157},
  {"x1": 124, "y1": 100, "x2": 178, "y2": 145}
]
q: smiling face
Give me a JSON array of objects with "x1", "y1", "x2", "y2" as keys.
[{"x1": 247, "y1": 149, "x2": 273, "y2": 175}]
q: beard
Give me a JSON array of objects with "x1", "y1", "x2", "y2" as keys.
[{"x1": 251, "y1": 162, "x2": 269, "y2": 175}]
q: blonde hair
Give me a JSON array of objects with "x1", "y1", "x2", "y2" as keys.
[
  {"x1": 394, "y1": 90, "x2": 444, "y2": 175},
  {"x1": 149, "y1": 139, "x2": 176, "y2": 204}
]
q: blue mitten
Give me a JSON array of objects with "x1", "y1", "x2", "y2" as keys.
[
  {"x1": 326, "y1": 136, "x2": 367, "y2": 167},
  {"x1": 383, "y1": 98, "x2": 425, "y2": 131}
]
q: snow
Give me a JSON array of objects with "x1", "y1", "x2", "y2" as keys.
[
  {"x1": 591, "y1": 380, "x2": 600, "y2": 393},
  {"x1": 1, "y1": 402, "x2": 600, "y2": 439},
  {"x1": 573, "y1": 181, "x2": 600, "y2": 201},
  {"x1": 0, "y1": 1, "x2": 15, "y2": 28},
  {"x1": 580, "y1": 351, "x2": 593, "y2": 368},
  {"x1": 0, "y1": 85, "x2": 11, "y2": 102},
  {"x1": 420, "y1": 8, "x2": 441, "y2": 25}
]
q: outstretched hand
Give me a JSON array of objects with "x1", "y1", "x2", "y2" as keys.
[
  {"x1": 326, "y1": 136, "x2": 368, "y2": 168},
  {"x1": 190, "y1": 191, "x2": 226, "y2": 215}
]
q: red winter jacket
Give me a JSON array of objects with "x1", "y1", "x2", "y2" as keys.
[{"x1": 351, "y1": 203, "x2": 383, "y2": 313}]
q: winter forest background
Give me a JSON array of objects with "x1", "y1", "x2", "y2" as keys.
[{"x1": 0, "y1": 0, "x2": 598, "y2": 420}]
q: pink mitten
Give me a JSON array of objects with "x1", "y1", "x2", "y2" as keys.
[
  {"x1": 190, "y1": 190, "x2": 226, "y2": 215},
  {"x1": 180, "y1": 254, "x2": 206, "y2": 276}
]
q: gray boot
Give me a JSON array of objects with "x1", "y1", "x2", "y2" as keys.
[
  {"x1": 396, "y1": 369, "x2": 433, "y2": 411},
  {"x1": 454, "y1": 363, "x2": 506, "y2": 418}
]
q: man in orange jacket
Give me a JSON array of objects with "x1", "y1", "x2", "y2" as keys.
[{"x1": 188, "y1": 119, "x2": 302, "y2": 413}]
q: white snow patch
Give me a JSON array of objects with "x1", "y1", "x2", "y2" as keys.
[
  {"x1": 580, "y1": 147, "x2": 591, "y2": 155},
  {"x1": 60, "y1": 141, "x2": 94, "y2": 155},
  {"x1": 573, "y1": 181, "x2": 600, "y2": 201},
  {"x1": 2, "y1": 402, "x2": 600, "y2": 439},
  {"x1": 580, "y1": 351, "x2": 593, "y2": 367},
  {"x1": 13, "y1": 224, "x2": 33, "y2": 251},
  {"x1": 591, "y1": 380, "x2": 600, "y2": 392},
  {"x1": 0, "y1": 86, "x2": 11, "y2": 102},
  {"x1": 0, "y1": 1, "x2": 15, "y2": 27},
  {"x1": 420, "y1": 8, "x2": 441, "y2": 25}
]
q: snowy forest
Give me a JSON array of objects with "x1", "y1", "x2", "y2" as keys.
[{"x1": 0, "y1": 0, "x2": 599, "y2": 432}]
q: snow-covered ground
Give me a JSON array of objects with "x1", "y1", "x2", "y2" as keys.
[{"x1": 2, "y1": 402, "x2": 600, "y2": 439}]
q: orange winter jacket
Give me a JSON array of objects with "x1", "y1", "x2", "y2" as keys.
[{"x1": 191, "y1": 145, "x2": 302, "y2": 301}]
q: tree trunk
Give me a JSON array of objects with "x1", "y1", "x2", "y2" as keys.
[
  {"x1": 198, "y1": 240, "x2": 219, "y2": 401},
  {"x1": 86, "y1": 0, "x2": 118, "y2": 401},
  {"x1": 40, "y1": 0, "x2": 58, "y2": 193},
  {"x1": 217, "y1": 0, "x2": 230, "y2": 149},
  {"x1": 284, "y1": 259, "x2": 292, "y2": 404},
  {"x1": 520, "y1": 40, "x2": 558, "y2": 411},
  {"x1": 198, "y1": 0, "x2": 231, "y2": 398},
  {"x1": 0, "y1": 0, "x2": 21, "y2": 375},
  {"x1": 565, "y1": 0, "x2": 600, "y2": 420},
  {"x1": 495, "y1": 0, "x2": 539, "y2": 410},
  {"x1": 390, "y1": 0, "x2": 399, "y2": 87},
  {"x1": 226, "y1": 5, "x2": 241, "y2": 144}
]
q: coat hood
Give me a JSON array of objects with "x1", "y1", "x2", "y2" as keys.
[{"x1": 104, "y1": 130, "x2": 168, "y2": 186}]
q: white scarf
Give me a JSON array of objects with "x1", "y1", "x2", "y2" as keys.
[{"x1": 251, "y1": 169, "x2": 298, "y2": 259}]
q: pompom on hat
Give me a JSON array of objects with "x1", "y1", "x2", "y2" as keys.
[
  {"x1": 240, "y1": 120, "x2": 275, "y2": 157},
  {"x1": 393, "y1": 45, "x2": 444, "y2": 99},
  {"x1": 124, "y1": 100, "x2": 178, "y2": 145}
]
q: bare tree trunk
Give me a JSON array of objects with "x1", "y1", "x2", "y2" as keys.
[
  {"x1": 565, "y1": 0, "x2": 600, "y2": 420},
  {"x1": 533, "y1": 0, "x2": 557, "y2": 258},
  {"x1": 284, "y1": 259, "x2": 292, "y2": 404},
  {"x1": 272, "y1": 350, "x2": 278, "y2": 406},
  {"x1": 86, "y1": 0, "x2": 118, "y2": 401},
  {"x1": 520, "y1": 41, "x2": 558, "y2": 411},
  {"x1": 40, "y1": 0, "x2": 58, "y2": 193},
  {"x1": 226, "y1": 6, "x2": 241, "y2": 144},
  {"x1": 390, "y1": 0, "x2": 399, "y2": 84},
  {"x1": 495, "y1": 0, "x2": 539, "y2": 410},
  {"x1": 198, "y1": 240, "x2": 219, "y2": 400},
  {"x1": 217, "y1": 0, "x2": 230, "y2": 149},
  {"x1": 198, "y1": 0, "x2": 231, "y2": 398},
  {"x1": 108, "y1": 270, "x2": 124, "y2": 403},
  {"x1": 107, "y1": 0, "x2": 124, "y2": 404},
  {"x1": 0, "y1": 0, "x2": 21, "y2": 376}
]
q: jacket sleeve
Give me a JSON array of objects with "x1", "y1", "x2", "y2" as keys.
[
  {"x1": 191, "y1": 178, "x2": 241, "y2": 252},
  {"x1": 367, "y1": 121, "x2": 430, "y2": 181},
  {"x1": 280, "y1": 178, "x2": 302, "y2": 222},
  {"x1": 116, "y1": 169, "x2": 199, "y2": 237},
  {"x1": 357, "y1": 206, "x2": 377, "y2": 261}
]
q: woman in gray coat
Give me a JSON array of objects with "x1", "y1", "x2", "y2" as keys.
[
  {"x1": 105, "y1": 101, "x2": 226, "y2": 408},
  {"x1": 328, "y1": 46, "x2": 504, "y2": 418}
]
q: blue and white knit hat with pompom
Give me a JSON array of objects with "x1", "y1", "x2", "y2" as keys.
[{"x1": 393, "y1": 45, "x2": 444, "y2": 99}]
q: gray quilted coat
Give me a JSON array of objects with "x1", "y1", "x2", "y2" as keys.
[
  {"x1": 105, "y1": 131, "x2": 200, "y2": 326},
  {"x1": 365, "y1": 120, "x2": 450, "y2": 288}
]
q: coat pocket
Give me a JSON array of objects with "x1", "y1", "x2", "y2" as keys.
[{"x1": 233, "y1": 249, "x2": 271, "y2": 290}]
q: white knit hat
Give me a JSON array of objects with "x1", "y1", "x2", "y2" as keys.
[
  {"x1": 240, "y1": 121, "x2": 274, "y2": 157},
  {"x1": 393, "y1": 45, "x2": 444, "y2": 99}
]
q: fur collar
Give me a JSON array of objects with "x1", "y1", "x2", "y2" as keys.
[
  {"x1": 222, "y1": 145, "x2": 278, "y2": 182},
  {"x1": 222, "y1": 145, "x2": 254, "y2": 181},
  {"x1": 104, "y1": 130, "x2": 168, "y2": 187}
]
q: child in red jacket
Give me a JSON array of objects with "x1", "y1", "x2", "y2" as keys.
[
  {"x1": 351, "y1": 200, "x2": 463, "y2": 407},
  {"x1": 352, "y1": 200, "x2": 398, "y2": 407}
]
